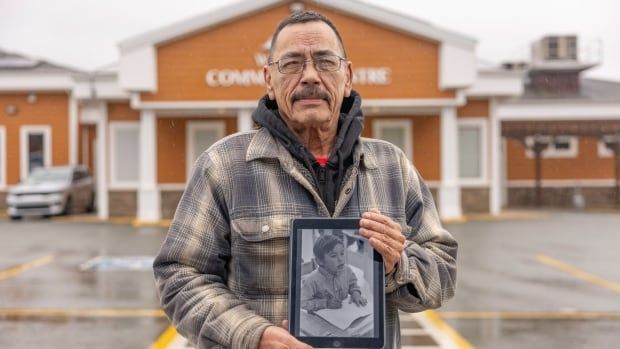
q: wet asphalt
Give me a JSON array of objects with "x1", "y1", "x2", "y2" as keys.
[
  {"x1": 442, "y1": 211, "x2": 620, "y2": 349},
  {"x1": 0, "y1": 217, "x2": 169, "y2": 349},
  {"x1": 0, "y1": 211, "x2": 619, "y2": 348}
]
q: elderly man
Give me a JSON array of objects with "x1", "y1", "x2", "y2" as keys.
[{"x1": 154, "y1": 10, "x2": 457, "y2": 349}]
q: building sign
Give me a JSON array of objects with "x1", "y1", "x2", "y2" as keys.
[
  {"x1": 205, "y1": 39, "x2": 392, "y2": 87},
  {"x1": 205, "y1": 67, "x2": 391, "y2": 87}
]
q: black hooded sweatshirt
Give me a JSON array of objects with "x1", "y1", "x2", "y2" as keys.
[{"x1": 252, "y1": 90, "x2": 364, "y2": 215}]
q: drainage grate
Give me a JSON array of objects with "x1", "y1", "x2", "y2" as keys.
[{"x1": 80, "y1": 256, "x2": 155, "y2": 271}]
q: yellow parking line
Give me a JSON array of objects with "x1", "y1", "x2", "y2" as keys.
[
  {"x1": 439, "y1": 311, "x2": 620, "y2": 320},
  {"x1": 0, "y1": 308, "x2": 166, "y2": 318},
  {"x1": 150, "y1": 326, "x2": 178, "y2": 349},
  {"x1": 0, "y1": 255, "x2": 54, "y2": 282},
  {"x1": 537, "y1": 254, "x2": 620, "y2": 294},
  {"x1": 423, "y1": 310, "x2": 476, "y2": 349}
]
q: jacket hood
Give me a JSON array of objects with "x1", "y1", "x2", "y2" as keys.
[{"x1": 251, "y1": 90, "x2": 364, "y2": 167}]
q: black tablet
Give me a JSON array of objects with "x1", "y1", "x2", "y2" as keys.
[{"x1": 288, "y1": 218, "x2": 385, "y2": 348}]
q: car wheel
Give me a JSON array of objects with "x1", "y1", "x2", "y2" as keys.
[
  {"x1": 62, "y1": 196, "x2": 73, "y2": 216},
  {"x1": 9, "y1": 215, "x2": 22, "y2": 221}
]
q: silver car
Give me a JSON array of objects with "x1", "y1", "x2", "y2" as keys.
[{"x1": 6, "y1": 165, "x2": 95, "y2": 220}]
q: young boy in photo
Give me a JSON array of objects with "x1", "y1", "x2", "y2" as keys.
[{"x1": 301, "y1": 234, "x2": 368, "y2": 312}]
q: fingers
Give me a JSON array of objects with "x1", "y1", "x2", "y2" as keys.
[
  {"x1": 281, "y1": 320, "x2": 288, "y2": 330},
  {"x1": 361, "y1": 212, "x2": 404, "y2": 240},
  {"x1": 367, "y1": 236, "x2": 399, "y2": 273}
]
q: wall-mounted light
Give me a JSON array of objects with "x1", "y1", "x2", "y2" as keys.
[
  {"x1": 290, "y1": 2, "x2": 304, "y2": 13},
  {"x1": 27, "y1": 92, "x2": 37, "y2": 104},
  {"x1": 5, "y1": 104, "x2": 18, "y2": 116}
]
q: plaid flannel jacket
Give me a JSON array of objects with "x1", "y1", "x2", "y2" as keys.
[{"x1": 153, "y1": 127, "x2": 457, "y2": 349}]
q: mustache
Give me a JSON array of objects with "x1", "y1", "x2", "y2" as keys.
[{"x1": 291, "y1": 86, "x2": 331, "y2": 103}]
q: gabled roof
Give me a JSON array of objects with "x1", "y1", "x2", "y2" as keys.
[
  {"x1": 0, "y1": 48, "x2": 85, "y2": 74},
  {"x1": 118, "y1": 0, "x2": 476, "y2": 52}
]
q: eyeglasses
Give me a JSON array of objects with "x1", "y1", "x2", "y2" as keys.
[{"x1": 269, "y1": 54, "x2": 346, "y2": 74}]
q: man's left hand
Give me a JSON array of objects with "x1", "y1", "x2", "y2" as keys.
[{"x1": 359, "y1": 208, "x2": 405, "y2": 274}]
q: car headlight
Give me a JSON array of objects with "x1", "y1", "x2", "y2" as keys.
[
  {"x1": 47, "y1": 193, "x2": 65, "y2": 203},
  {"x1": 6, "y1": 194, "x2": 17, "y2": 204}
]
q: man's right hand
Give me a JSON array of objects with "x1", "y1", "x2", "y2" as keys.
[{"x1": 258, "y1": 324, "x2": 313, "y2": 349}]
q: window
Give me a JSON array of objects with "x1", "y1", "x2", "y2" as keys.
[
  {"x1": 372, "y1": 119, "x2": 413, "y2": 160},
  {"x1": 110, "y1": 122, "x2": 140, "y2": 188},
  {"x1": 186, "y1": 121, "x2": 226, "y2": 180},
  {"x1": 547, "y1": 37, "x2": 559, "y2": 60},
  {"x1": 458, "y1": 119, "x2": 487, "y2": 184},
  {"x1": 0, "y1": 126, "x2": 5, "y2": 188},
  {"x1": 567, "y1": 36, "x2": 578, "y2": 60},
  {"x1": 598, "y1": 135, "x2": 619, "y2": 158},
  {"x1": 525, "y1": 135, "x2": 578, "y2": 158},
  {"x1": 20, "y1": 126, "x2": 52, "y2": 180}
]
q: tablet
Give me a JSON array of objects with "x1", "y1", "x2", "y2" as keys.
[{"x1": 288, "y1": 218, "x2": 385, "y2": 348}]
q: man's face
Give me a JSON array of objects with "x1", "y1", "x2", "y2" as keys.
[
  {"x1": 318, "y1": 243, "x2": 346, "y2": 274},
  {"x1": 264, "y1": 21, "x2": 352, "y2": 130}
]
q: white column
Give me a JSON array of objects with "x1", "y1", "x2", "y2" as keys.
[
  {"x1": 237, "y1": 109, "x2": 253, "y2": 132},
  {"x1": 137, "y1": 109, "x2": 161, "y2": 222},
  {"x1": 68, "y1": 94, "x2": 79, "y2": 165},
  {"x1": 95, "y1": 102, "x2": 109, "y2": 219},
  {"x1": 489, "y1": 98, "x2": 502, "y2": 215},
  {"x1": 439, "y1": 107, "x2": 462, "y2": 219}
]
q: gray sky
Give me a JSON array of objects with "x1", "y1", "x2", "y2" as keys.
[{"x1": 1, "y1": 0, "x2": 618, "y2": 81}]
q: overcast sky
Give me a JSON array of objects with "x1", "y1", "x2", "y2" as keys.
[{"x1": 1, "y1": 0, "x2": 618, "y2": 81}]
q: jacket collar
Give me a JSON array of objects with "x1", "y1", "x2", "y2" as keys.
[{"x1": 246, "y1": 127, "x2": 378, "y2": 170}]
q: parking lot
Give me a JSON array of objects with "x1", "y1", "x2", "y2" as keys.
[
  {"x1": 0, "y1": 210, "x2": 619, "y2": 348},
  {"x1": 442, "y1": 210, "x2": 620, "y2": 348},
  {"x1": 0, "y1": 217, "x2": 169, "y2": 349}
]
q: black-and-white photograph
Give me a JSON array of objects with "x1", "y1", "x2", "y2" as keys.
[{"x1": 298, "y1": 228, "x2": 374, "y2": 338}]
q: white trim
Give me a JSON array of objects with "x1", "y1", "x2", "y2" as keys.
[
  {"x1": 508, "y1": 179, "x2": 616, "y2": 188},
  {"x1": 137, "y1": 110, "x2": 161, "y2": 222},
  {"x1": 364, "y1": 97, "x2": 466, "y2": 108},
  {"x1": 69, "y1": 94, "x2": 78, "y2": 165},
  {"x1": 524, "y1": 135, "x2": 579, "y2": 158},
  {"x1": 109, "y1": 121, "x2": 140, "y2": 189},
  {"x1": 186, "y1": 121, "x2": 226, "y2": 181},
  {"x1": 315, "y1": 0, "x2": 476, "y2": 48},
  {"x1": 457, "y1": 118, "x2": 488, "y2": 186},
  {"x1": 465, "y1": 70, "x2": 524, "y2": 97},
  {"x1": 372, "y1": 119, "x2": 413, "y2": 160},
  {"x1": 95, "y1": 102, "x2": 109, "y2": 219},
  {"x1": 19, "y1": 125, "x2": 52, "y2": 181},
  {"x1": 158, "y1": 183, "x2": 187, "y2": 191},
  {"x1": 489, "y1": 98, "x2": 503, "y2": 215},
  {"x1": 0, "y1": 72, "x2": 75, "y2": 91},
  {"x1": 119, "y1": 0, "x2": 475, "y2": 52},
  {"x1": 237, "y1": 109, "x2": 253, "y2": 132},
  {"x1": 130, "y1": 97, "x2": 465, "y2": 111},
  {"x1": 439, "y1": 43, "x2": 476, "y2": 89},
  {"x1": 118, "y1": 45, "x2": 157, "y2": 92},
  {"x1": 598, "y1": 135, "x2": 619, "y2": 158},
  {"x1": 439, "y1": 107, "x2": 462, "y2": 219},
  {"x1": 497, "y1": 102, "x2": 620, "y2": 120},
  {"x1": 0, "y1": 126, "x2": 6, "y2": 189},
  {"x1": 73, "y1": 74, "x2": 131, "y2": 100},
  {"x1": 425, "y1": 180, "x2": 440, "y2": 189}
]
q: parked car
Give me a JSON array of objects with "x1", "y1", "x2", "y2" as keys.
[{"x1": 6, "y1": 165, "x2": 95, "y2": 220}]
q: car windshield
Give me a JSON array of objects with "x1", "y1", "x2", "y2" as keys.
[{"x1": 24, "y1": 168, "x2": 72, "y2": 185}]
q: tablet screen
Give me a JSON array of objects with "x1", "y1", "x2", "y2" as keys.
[{"x1": 288, "y1": 218, "x2": 385, "y2": 348}]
